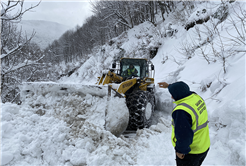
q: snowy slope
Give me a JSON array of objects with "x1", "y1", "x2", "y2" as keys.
[
  {"x1": 18, "y1": 20, "x2": 71, "y2": 50},
  {"x1": 1, "y1": 1, "x2": 245, "y2": 165}
]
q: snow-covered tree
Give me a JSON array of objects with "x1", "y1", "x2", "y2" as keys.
[{"x1": 1, "y1": 0, "x2": 42, "y2": 103}]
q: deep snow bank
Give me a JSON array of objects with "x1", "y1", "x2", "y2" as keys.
[
  {"x1": 1, "y1": 91, "x2": 131, "y2": 165},
  {"x1": 152, "y1": 1, "x2": 245, "y2": 164},
  {"x1": 1, "y1": 95, "x2": 173, "y2": 165}
]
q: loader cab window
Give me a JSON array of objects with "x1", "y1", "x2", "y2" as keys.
[
  {"x1": 121, "y1": 65, "x2": 140, "y2": 77},
  {"x1": 120, "y1": 59, "x2": 148, "y2": 78}
]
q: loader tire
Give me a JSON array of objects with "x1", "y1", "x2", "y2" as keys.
[{"x1": 126, "y1": 90, "x2": 155, "y2": 130}]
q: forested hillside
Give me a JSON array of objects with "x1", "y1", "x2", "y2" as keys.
[{"x1": 44, "y1": 1, "x2": 177, "y2": 64}]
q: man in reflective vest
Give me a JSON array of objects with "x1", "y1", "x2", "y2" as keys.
[
  {"x1": 158, "y1": 81, "x2": 210, "y2": 166},
  {"x1": 125, "y1": 64, "x2": 138, "y2": 76}
]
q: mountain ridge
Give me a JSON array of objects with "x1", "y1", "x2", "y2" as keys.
[{"x1": 18, "y1": 20, "x2": 72, "y2": 50}]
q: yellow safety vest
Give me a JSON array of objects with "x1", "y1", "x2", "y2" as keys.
[
  {"x1": 171, "y1": 93, "x2": 210, "y2": 154},
  {"x1": 127, "y1": 68, "x2": 136, "y2": 75}
]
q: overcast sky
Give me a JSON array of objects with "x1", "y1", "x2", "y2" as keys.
[{"x1": 22, "y1": 0, "x2": 94, "y2": 28}]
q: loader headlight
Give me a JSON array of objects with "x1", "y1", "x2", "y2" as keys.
[{"x1": 146, "y1": 78, "x2": 152, "y2": 83}]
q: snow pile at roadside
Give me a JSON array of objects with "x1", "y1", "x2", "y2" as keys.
[
  {"x1": 1, "y1": 94, "x2": 173, "y2": 165},
  {"x1": 1, "y1": 103, "x2": 72, "y2": 165},
  {"x1": 20, "y1": 82, "x2": 108, "y2": 99},
  {"x1": 1, "y1": 92, "x2": 132, "y2": 165}
]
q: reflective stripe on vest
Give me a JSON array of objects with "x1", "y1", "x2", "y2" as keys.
[{"x1": 172, "y1": 103, "x2": 208, "y2": 133}]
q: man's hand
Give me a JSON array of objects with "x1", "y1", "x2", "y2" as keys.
[
  {"x1": 176, "y1": 152, "x2": 185, "y2": 159},
  {"x1": 158, "y1": 82, "x2": 169, "y2": 88}
]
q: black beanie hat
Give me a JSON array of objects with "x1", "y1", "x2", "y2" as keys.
[{"x1": 168, "y1": 81, "x2": 192, "y2": 101}]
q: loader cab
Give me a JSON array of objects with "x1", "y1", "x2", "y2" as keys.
[{"x1": 119, "y1": 58, "x2": 149, "y2": 79}]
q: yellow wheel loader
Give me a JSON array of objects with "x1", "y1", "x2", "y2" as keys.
[
  {"x1": 20, "y1": 58, "x2": 155, "y2": 135},
  {"x1": 97, "y1": 58, "x2": 155, "y2": 130}
]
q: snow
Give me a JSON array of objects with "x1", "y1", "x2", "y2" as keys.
[
  {"x1": 1, "y1": 1, "x2": 246, "y2": 166},
  {"x1": 106, "y1": 96, "x2": 129, "y2": 137},
  {"x1": 20, "y1": 82, "x2": 108, "y2": 99}
]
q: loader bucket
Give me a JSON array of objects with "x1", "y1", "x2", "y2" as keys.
[{"x1": 20, "y1": 82, "x2": 109, "y2": 101}]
